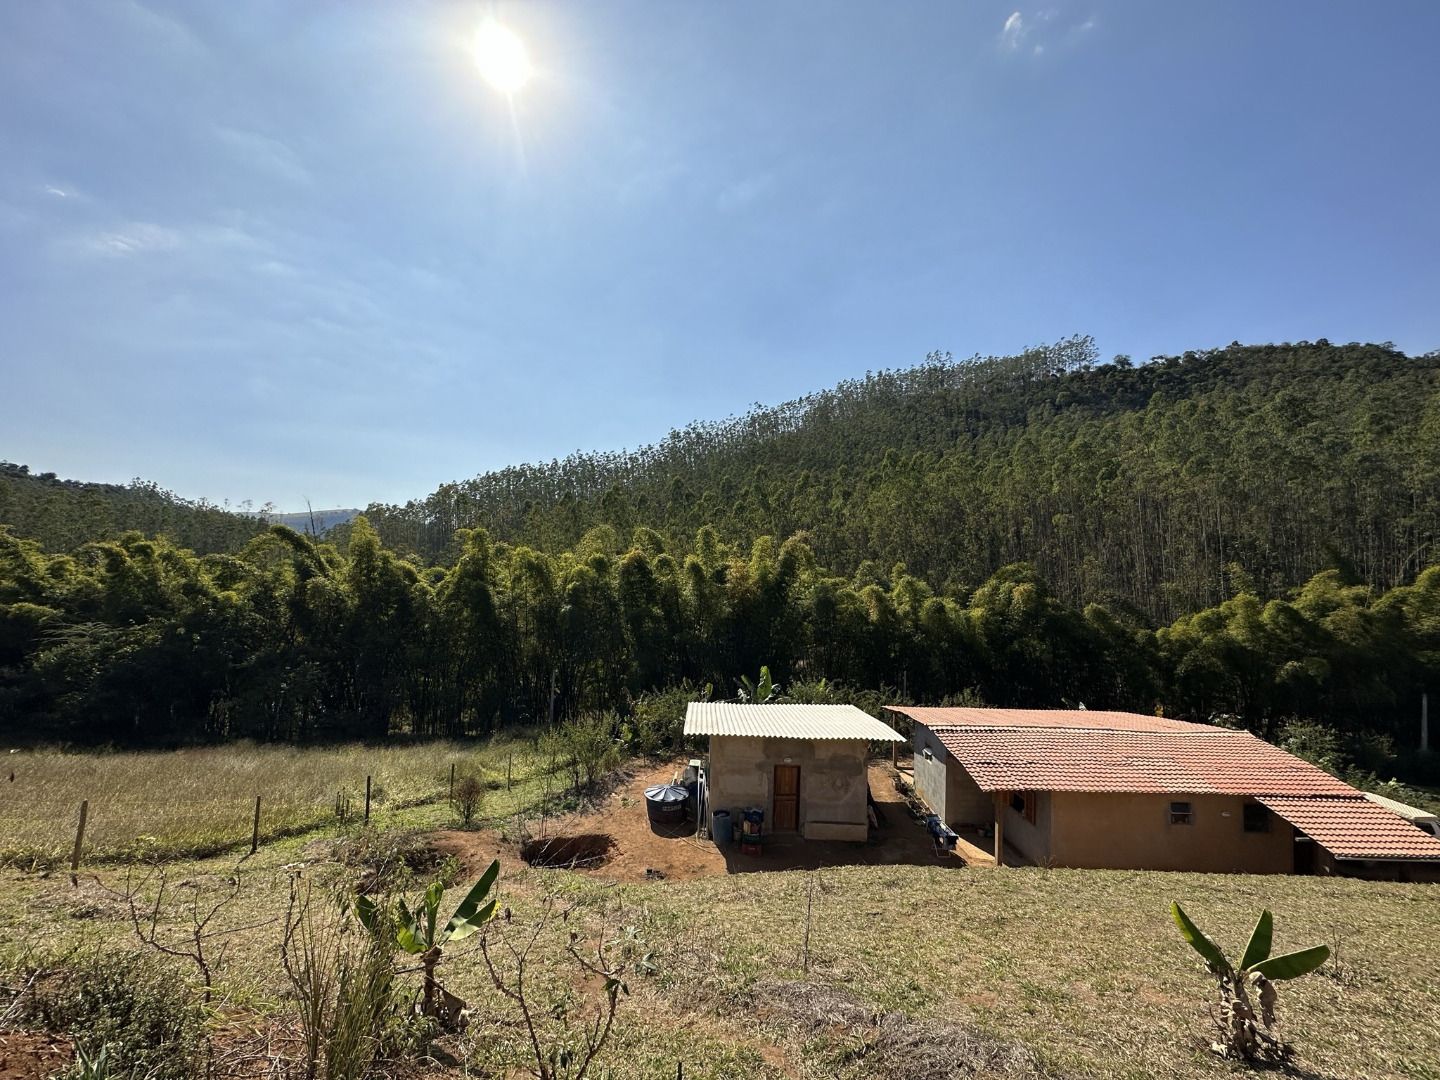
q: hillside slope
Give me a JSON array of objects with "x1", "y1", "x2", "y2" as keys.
[
  {"x1": 363, "y1": 339, "x2": 1440, "y2": 621},
  {"x1": 0, "y1": 462, "x2": 266, "y2": 554}
]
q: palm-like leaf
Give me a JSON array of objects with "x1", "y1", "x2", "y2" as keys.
[
  {"x1": 442, "y1": 858, "x2": 501, "y2": 943},
  {"x1": 395, "y1": 898, "x2": 426, "y2": 954},
  {"x1": 1171, "y1": 901, "x2": 1231, "y2": 974},
  {"x1": 355, "y1": 894, "x2": 381, "y2": 937},
  {"x1": 423, "y1": 880, "x2": 444, "y2": 946},
  {"x1": 1250, "y1": 945, "x2": 1329, "y2": 981},
  {"x1": 1238, "y1": 909, "x2": 1273, "y2": 971}
]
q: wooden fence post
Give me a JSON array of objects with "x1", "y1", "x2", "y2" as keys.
[
  {"x1": 365, "y1": 775, "x2": 372, "y2": 824},
  {"x1": 250, "y1": 796, "x2": 262, "y2": 855},
  {"x1": 70, "y1": 800, "x2": 88, "y2": 886},
  {"x1": 449, "y1": 763, "x2": 456, "y2": 802}
]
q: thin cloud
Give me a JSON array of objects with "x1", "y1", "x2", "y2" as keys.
[
  {"x1": 42, "y1": 185, "x2": 71, "y2": 199},
  {"x1": 215, "y1": 127, "x2": 312, "y2": 186},
  {"x1": 85, "y1": 222, "x2": 184, "y2": 256},
  {"x1": 1000, "y1": 12, "x2": 1026, "y2": 50},
  {"x1": 999, "y1": 10, "x2": 1095, "y2": 57}
]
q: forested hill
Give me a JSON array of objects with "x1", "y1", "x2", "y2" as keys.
[
  {"x1": 0, "y1": 462, "x2": 265, "y2": 555},
  {"x1": 361, "y1": 339, "x2": 1440, "y2": 622}
]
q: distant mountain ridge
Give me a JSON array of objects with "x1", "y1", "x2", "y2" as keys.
[{"x1": 261, "y1": 508, "x2": 361, "y2": 535}]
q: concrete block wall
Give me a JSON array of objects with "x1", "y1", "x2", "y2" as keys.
[{"x1": 707, "y1": 735, "x2": 869, "y2": 835}]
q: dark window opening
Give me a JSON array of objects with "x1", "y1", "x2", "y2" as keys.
[
  {"x1": 1169, "y1": 800, "x2": 1193, "y2": 825},
  {"x1": 1010, "y1": 791, "x2": 1038, "y2": 824},
  {"x1": 1244, "y1": 803, "x2": 1270, "y2": 833}
]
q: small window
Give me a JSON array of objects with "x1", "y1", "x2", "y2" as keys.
[
  {"x1": 1169, "y1": 801, "x2": 1193, "y2": 826},
  {"x1": 1010, "y1": 791, "x2": 1038, "y2": 824},
  {"x1": 1244, "y1": 803, "x2": 1270, "y2": 833}
]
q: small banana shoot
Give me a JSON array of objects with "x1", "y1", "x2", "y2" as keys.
[
  {"x1": 358, "y1": 859, "x2": 502, "y2": 1023},
  {"x1": 1170, "y1": 901, "x2": 1329, "y2": 1063}
]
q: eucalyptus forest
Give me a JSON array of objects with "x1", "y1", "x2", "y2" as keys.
[{"x1": 2, "y1": 339, "x2": 1438, "y2": 789}]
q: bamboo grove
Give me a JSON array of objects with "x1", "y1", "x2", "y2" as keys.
[{"x1": 2, "y1": 518, "x2": 1438, "y2": 783}]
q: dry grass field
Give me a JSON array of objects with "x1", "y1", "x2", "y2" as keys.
[
  {"x1": 0, "y1": 750, "x2": 1437, "y2": 1080},
  {"x1": 0, "y1": 737, "x2": 559, "y2": 868}
]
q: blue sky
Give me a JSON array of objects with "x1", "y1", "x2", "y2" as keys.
[{"x1": 3, "y1": 2, "x2": 1438, "y2": 510}]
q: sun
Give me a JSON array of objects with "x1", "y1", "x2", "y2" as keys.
[{"x1": 473, "y1": 20, "x2": 533, "y2": 95}]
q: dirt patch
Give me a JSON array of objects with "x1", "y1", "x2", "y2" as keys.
[
  {"x1": 0, "y1": 1031, "x2": 71, "y2": 1080},
  {"x1": 431, "y1": 759, "x2": 975, "y2": 884},
  {"x1": 520, "y1": 833, "x2": 614, "y2": 869},
  {"x1": 432, "y1": 760, "x2": 727, "y2": 883},
  {"x1": 750, "y1": 980, "x2": 1061, "y2": 1079}
]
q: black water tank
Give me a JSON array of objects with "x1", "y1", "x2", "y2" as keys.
[{"x1": 644, "y1": 783, "x2": 688, "y2": 825}]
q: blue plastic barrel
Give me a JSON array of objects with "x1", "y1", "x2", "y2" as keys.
[{"x1": 713, "y1": 810, "x2": 733, "y2": 844}]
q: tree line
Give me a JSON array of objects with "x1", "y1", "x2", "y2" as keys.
[
  {"x1": 0, "y1": 462, "x2": 267, "y2": 556},
  {"x1": 357, "y1": 339, "x2": 1440, "y2": 624},
  {"x1": 2, "y1": 518, "x2": 1435, "y2": 786}
]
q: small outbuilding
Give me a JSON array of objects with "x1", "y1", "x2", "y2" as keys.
[{"x1": 685, "y1": 702, "x2": 904, "y2": 842}]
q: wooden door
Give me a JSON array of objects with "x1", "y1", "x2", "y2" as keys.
[{"x1": 773, "y1": 765, "x2": 800, "y2": 832}]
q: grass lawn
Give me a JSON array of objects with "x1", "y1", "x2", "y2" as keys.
[{"x1": 0, "y1": 750, "x2": 1436, "y2": 1079}]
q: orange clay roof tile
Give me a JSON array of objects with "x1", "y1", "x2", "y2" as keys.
[
  {"x1": 885, "y1": 707, "x2": 1440, "y2": 861},
  {"x1": 1257, "y1": 796, "x2": 1440, "y2": 860}
]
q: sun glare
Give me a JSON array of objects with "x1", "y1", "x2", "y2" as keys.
[{"x1": 473, "y1": 20, "x2": 533, "y2": 95}]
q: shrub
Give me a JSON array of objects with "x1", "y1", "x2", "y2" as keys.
[
  {"x1": 20, "y1": 949, "x2": 205, "y2": 1080},
  {"x1": 622, "y1": 682, "x2": 705, "y2": 756},
  {"x1": 453, "y1": 775, "x2": 485, "y2": 826},
  {"x1": 544, "y1": 714, "x2": 622, "y2": 794}
]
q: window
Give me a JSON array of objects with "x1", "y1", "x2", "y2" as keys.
[
  {"x1": 1243, "y1": 803, "x2": 1270, "y2": 833},
  {"x1": 1169, "y1": 801, "x2": 1193, "y2": 826},
  {"x1": 1010, "y1": 791, "x2": 1038, "y2": 824}
]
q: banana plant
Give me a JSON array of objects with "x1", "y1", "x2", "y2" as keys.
[
  {"x1": 1171, "y1": 901, "x2": 1329, "y2": 1062},
  {"x1": 737, "y1": 665, "x2": 780, "y2": 703},
  {"x1": 358, "y1": 858, "x2": 501, "y2": 1021}
]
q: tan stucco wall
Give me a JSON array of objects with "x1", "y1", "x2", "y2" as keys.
[
  {"x1": 1047, "y1": 792, "x2": 1294, "y2": 873},
  {"x1": 950, "y1": 766, "x2": 993, "y2": 826},
  {"x1": 1002, "y1": 791, "x2": 1053, "y2": 866},
  {"x1": 707, "y1": 735, "x2": 869, "y2": 836},
  {"x1": 913, "y1": 724, "x2": 991, "y2": 826}
]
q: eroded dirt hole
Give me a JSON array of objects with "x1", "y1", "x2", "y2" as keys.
[{"x1": 520, "y1": 833, "x2": 615, "y2": 869}]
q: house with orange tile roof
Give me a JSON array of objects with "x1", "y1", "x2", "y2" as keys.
[{"x1": 885, "y1": 706, "x2": 1440, "y2": 880}]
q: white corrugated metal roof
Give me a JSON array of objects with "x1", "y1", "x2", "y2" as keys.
[
  {"x1": 683, "y1": 702, "x2": 904, "y2": 741},
  {"x1": 1362, "y1": 790, "x2": 1440, "y2": 823}
]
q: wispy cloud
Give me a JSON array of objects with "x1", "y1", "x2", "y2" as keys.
[
  {"x1": 115, "y1": 0, "x2": 207, "y2": 58},
  {"x1": 84, "y1": 221, "x2": 184, "y2": 256},
  {"x1": 999, "y1": 10, "x2": 1097, "y2": 56},
  {"x1": 215, "y1": 127, "x2": 312, "y2": 186},
  {"x1": 1000, "y1": 11, "x2": 1028, "y2": 51},
  {"x1": 42, "y1": 184, "x2": 71, "y2": 199}
]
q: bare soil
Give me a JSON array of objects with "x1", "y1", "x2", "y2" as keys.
[
  {"x1": 432, "y1": 759, "x2": 983, "y2": 883},
  {"x1": 0, "y1": 1031, "x2": 70, "y2": 1080}
]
